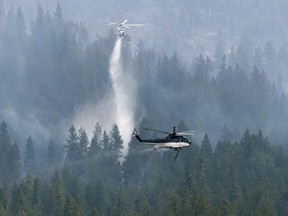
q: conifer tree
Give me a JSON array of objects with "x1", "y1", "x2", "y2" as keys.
[
  {"x1": 31, "y1": 4, "x2": 45, "y2": 36},
  {"x1": 192, "y1": 195, "x2": 213, "y2": 216},
  {"x1": 201, "y1": 133, "x2": 213, "y2": 157},
  {"x1": 89, "y1": 123, "x2": 102, "y2": 157},
  {"x1": 64, "y1": 194, "x2": 83, "y2": 216},
  {"x1": 199, "y1": 133, "x2": 213, "y2": 194},
  {"x1": 237, "y1": 33, "x2": 254, "y2": 71},
  {"x1": 101, "y1": 130, "x2": 110, "y2": 152},
  {"x1": 32, "y1": 178, "x2": 41, "y2": 207},
  {"x1": 240, "y1": 129, "x2": 251, "y2": 159},
  {"x1": 89, "y1": 208, "x2": 100, "y2": 216},
  {"x1": 9, "y1": 142, "x2": 21, "y2": 183},
  {"x1": 0, "y1": 122, "x2": 10, "y2": 186},
  {"x1": 47, "y1": 140, "x2": 60, "y2": 167},
  {"x1": 134, "y1": 192, "x2": 150, "y2": 215},
  {"x1": 254, "y1": 198, "x2": 276, "y2": 216},
  {"x1": 194, "y1": 54, "x2": 210, "y2": 84},
  {"x1": 20, "y1": 172, "x2": 34, "y2": 206},
  {"x1": 221, "y1": 123, "x2": 233, "y2": 142},
  {"x1": 0, "y1": 122, "x2": 20, "y2": 186},
  {"x1": 24, "y1": 135, "x2": 35, "y2": 172},
  {"x1": 54, "y1": 3, "x2": 63, "y2": 28},
  {"x1": 65, "y1": 125, "x2": 81, "y2": 162},
  {"x1": 0, "y1": 203, "x2": 7, "y2": 216},
  {"x1": 94, "y1": 179, "x2": 110, "y2": 214},
  {"x1": 122, "y1": 129, "x2": 146, "y2": 182},
  {"x1": 49, "y1": 170, "x2": 65, "y2": 216},
  {"x1": 109, "y1": 124, "x2": 123, "y2": 158},
  {"x1": 0, "y1": 188, "x2": 7, "y2": 211},
  {"x1": 216, "y1": 198, "x2": 235, "y2": 216},
  {"x1": 9, "y1": 182, "x2": 34, "y2": 215},
  {"x1": 78, "y1": 127, "x2": 89, "y2": 158},
  {"x1": 0, "y1": 122, "x2": 10, "y2": 152},
  {"x1": 204, "y1": 133, "x2": 221, "y2": 198},
  {"x1": 252, "y1": 47, "x2": 263, "y2": 70}
]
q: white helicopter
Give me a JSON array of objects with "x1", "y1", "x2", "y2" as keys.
[{"x1": 109, "y1": 19, "x2": 144, "y2": 37}]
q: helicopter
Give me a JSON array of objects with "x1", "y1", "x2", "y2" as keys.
[
  {"x1": 134, "y1": 126, "x2": 199, "y2": 161},
  {"x1": 109, "y1": 19, "x2": 144, "y2": 37}
]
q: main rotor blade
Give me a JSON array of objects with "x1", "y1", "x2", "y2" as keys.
[
  {"x1": 177, "y1": 132, "x2": 195, "y2": 136},
  {"x1": 125, "y1": 24, "x2": 145, "y2": 27},
  {"x1": 122, "y1": 19, "x2": 128, "y2": 24},
  {"x1": 122, "y1": 25, "x2": 130, "y2": 29},
  {"x1": 108, "y1": 22, "x2": 118, "y2": 25},
  {"x1": 177, "y1": 130, "x2": 206, "y2": 136},
  {"x1": 141, "y1": 128, "x2": 171, "y2": 135}
]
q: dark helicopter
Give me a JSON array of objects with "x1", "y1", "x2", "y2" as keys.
[{"x1": 134, "y1": 126, "x2": 200, "y2": 161}]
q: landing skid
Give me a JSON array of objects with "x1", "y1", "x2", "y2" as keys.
[{"x1": 174, "y1": 149, "x2": 180, "y2": 161}]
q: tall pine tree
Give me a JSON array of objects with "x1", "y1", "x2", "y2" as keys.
[{"x1": 24, "y1": 135, "x2": 35, "y2": 173}]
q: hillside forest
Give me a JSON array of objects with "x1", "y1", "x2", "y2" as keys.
[{"x1": 1, "y1": 2, "x2": 288, "y2": 216}]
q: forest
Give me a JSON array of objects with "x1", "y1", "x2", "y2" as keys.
[
  {"x1": 1, "y1": 2, "x2": 288, "y2": 215},
  {"x1": 1, "y1": 120, "x2": 288, "y2": 215}
]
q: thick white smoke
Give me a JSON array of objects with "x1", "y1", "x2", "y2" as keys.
[{"x1": 109, "y1": 38, "x2": 136, "y2": 157}]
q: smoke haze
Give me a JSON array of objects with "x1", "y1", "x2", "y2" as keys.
[
  {"x1": 1, "y1": 0, "x2": 288, "y2": 161},
  {"x1": 72, "y1": 95, "x2": 116, "y2": 138}
]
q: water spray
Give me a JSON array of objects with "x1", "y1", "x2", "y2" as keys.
[
  {"x1": 109, "y1": 38, "x2": 136, "y2": 158},
  {"x1": 73, "y1": 37, "x2": 136, "y2": 160}
]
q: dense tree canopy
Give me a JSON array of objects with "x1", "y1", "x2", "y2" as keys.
[{"x1": 1, "y1": 121, "x2": 288, "y2": 215}]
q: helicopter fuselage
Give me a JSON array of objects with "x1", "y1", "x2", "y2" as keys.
[
  {"x1": 135, "y1": 134, "x2": 191, "y2": 150},
  {"x1": 117, "y1": 25, "x2": 126, "y2": 37},
  {"x1": 135, "y1": 126, "x2": 201, "y2": 161}
]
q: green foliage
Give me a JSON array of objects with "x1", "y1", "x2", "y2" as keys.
[
  {"x1": 0, "y1": 120, "x2": 288, "y2": 215},
  {"x1": 0, "y1": 122, "x2": 21, "y2": 187},
  {"x1": 89, "y1": 123, "x2": 102, "y2": 157},
  {"x1": 0, "y1": 188, "x2": 7, "y2": 211},
  {"x1": 47, "y1": 140, "x2": 61, "y2": 170},
  {"x1": 47, "y1": 170, "x2": 65, "y2": 216},
  {"x1": 24, "y1": 136, "x2": 35, "y2": 173},
  {"x1": 78, "y1": 127, "x2": 89, "y2": 157},
  {"x1": 65, "y1": 125, "x2": 81, "y2": 162},
  {"x1": 101, "y1": 130, "x2": 110, "y2": 152},
  {"x1": 216, "y1": 198, "x2": 235, "y2": 216},
  {"x1": 109, "y1": 124, "x2": 123, "y2": 159},
  {"x1": 64, "y1": 194, "x2": 83, "y2": 216}
]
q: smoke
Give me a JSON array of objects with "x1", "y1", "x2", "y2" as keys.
[
  {"x1": 109, "y1": 38, "x2": 136, "y2": 157},
  {"x1": 73, "y1": 94, "x2": 116, "y2": 137},
  {"x1": 0, "y1": 108, "x2": 52, "y2": 149}
]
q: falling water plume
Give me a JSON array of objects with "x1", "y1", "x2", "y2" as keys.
[{"x1": 109, "y1": 38, "x2": 136, "y2": 159}]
